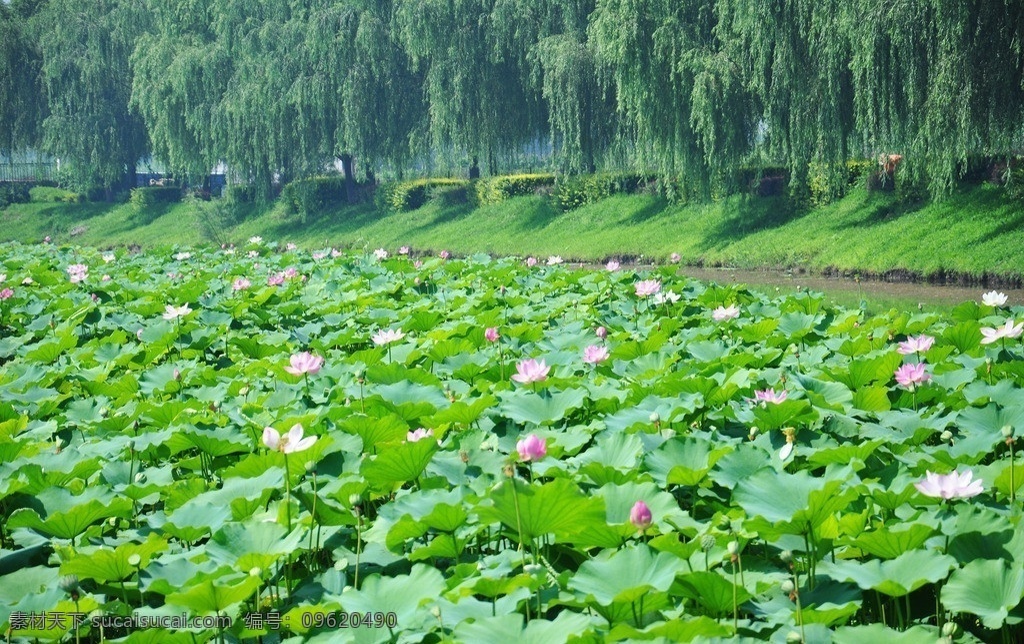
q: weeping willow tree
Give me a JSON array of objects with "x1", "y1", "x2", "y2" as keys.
[
  {"x1": 589, "y1": 0, "x2": 757, "y2": 196},
  {"x1": 293, "y1": 0, "x2": 426, "y2": 190},
  {"x1": 0, "y1": 0, "x2": 47, "y2": 154},
  {"x1": 849, "y1": 0, "x2": 1024, "y2": 197},
  {"x1": 394, "y1": 0, "x2": 546, "y2": 175},
  {"x1": 32, "y1": 0, "x2": 149, "y2": 193},
  {"x1": 718, "y1": 0, "x2": 856, "y2": 194}
]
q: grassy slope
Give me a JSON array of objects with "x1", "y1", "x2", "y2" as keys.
[{"x1": 2, "y1": 183, "x2": 1022, "y2": 279}]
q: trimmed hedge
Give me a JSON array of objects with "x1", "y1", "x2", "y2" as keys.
[
  {"x1": 552, "y1": 173, "x2": 647, "y2": 211},
  {"x1": 376, "y1": 178, "x2": 470, "y2": 212},
  {"x1": 473, "y1": 174, "x2": 556, "y2": 206},
  {"x1": 28, "y1": 185, "x2": 82, "y2": 204},
  {"x1": 1, "y1": 183, "x2": 32, "y2": 208},
  {"x1": 129, "y1": 186, "x2": 182, "y2": 214},
  {"x1": 281, "y1": 176, "x2": 348, "y2": 218}
]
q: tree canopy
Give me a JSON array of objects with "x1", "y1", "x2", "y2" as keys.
[{"x1": 0, "y1": 0, "x2": 1020, "y2": 198}]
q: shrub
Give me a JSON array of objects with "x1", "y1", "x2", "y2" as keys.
[
  {"x1": 551, "y1": 173, "x2": 647, "y2": 211},
  {"x1": 129, "y1": 186, "x2": 182, "y2": 216},
  {"x1": 432, "y1": 183, "x2": 470, "y2": 207},
  {"x1": 845, "y1": 159, "x2": 874, "y2": 185},
  {"x1": 281, "y1": 176, "x2": 348, "y2": 219},
  {"x1": 377, "y1": 178, "x2": 470, "y2": 212},
  {"x1": 473, "y1": 174, "x2": 556, "y2": 206},
  {"x1": 0, "y1": 183, "x2": 31, "y2": 208},
  {"x1": 28, "y1": 185, "x2": 82, "y2": 203}
]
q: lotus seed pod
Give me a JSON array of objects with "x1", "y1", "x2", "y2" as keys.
[
  {"x1": 941, "y1": 622, "x2": 957, "y2": 636},
  {"x1": 785, "y1": 630, "x2": 802, "y2": 643},
  {"x1": 780, "y1": 550, "x2": 793, "y2": 563},
  {"x1": 430, "y1": 606, "x2": 441, "y2": 618},
  {"x1": 59, "y1": 575, "x2": 80, "y2": 594},
  {"x1": 348, "y1": 494, "x2": 361, "y2": 506},
  {"x1": 523, "y1": 563, "x2": 543, "y2": 576},
  {"x1": 940, "y1": 430, "x2": 953, "y2": 442},
  {"x1": 127, "y1": 554, "x2": 142, "y2": 567},
  {"x1": 781, "y1": 579, "x2": 795, "y2": 594},
  {"x1": 1002, "y1": 425, "x2": 1013, "y2": 438},
  {"x1": 700, "y1": 534, "x2": 716, "y2": 551}
]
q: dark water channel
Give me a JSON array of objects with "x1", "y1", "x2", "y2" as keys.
[{"x1": 678, "y1": 266, "x2": 1024, "y2": 315}]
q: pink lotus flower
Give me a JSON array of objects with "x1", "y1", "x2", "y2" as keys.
[
  {"x1": 312, "y1": 251, "x2": 327, "y2": 260},
  {"x1": 67, "y1": 264, "x2": 88, "y2": 283},
  {"x1": 914, "y1": 469, "x2": 983, "y2": 500},
  {"x1": 101, "y1": 274, "x2": 110, "y2": 282},
  {"x1": 440, "y1": 250, "x2": 451, "y2": 260},
  {"x1": 267, "y1": 273, "x2": 285, "y2": 286},
  {"x1": 21, "y1": 277, "x2": 32, "y2": 285},
  {"x1": 982, "y1": 291, "x2": 1008, "y2": 307},
  {"x1": 629, "y1": 500, "x2": 652, "y2": 530},
  {"x1": 634, "y1": 280, "x2": 661, "y2": 297},
  {"x1": 895, "y1": 362, "x2": 930, "y2": 388},
  {"x1": 414, "y1": 260, "x2": 423, "y2": 269},
  {"x1": 595, "y1": 326, "x2": 607, "y2": 340},
  {"x1": 374, "y1": 248, "x2": 388, "y2": 260},
  {"x1": 372, "y1": 328, "x2": 406, "y2": 346},
  {"x1": 485, "y1": 327, "x2": 499, "y2": 343},
  {"x1": 232, "y1": 277, "x2": 251, "y2": 291},
  {"x1": 583, "y1": 345, "x2": 609, "y2": 364},
  {"x1": 897, "y1": 334, "x2": 935, "y2": 355},
  {"x1": 547, "y1": 255, "x2": 563, "y2": 265},
  {"x1": 162, "y1": 304, "x2": 192, "y2": 320},
  {"x1": 753, "y1": 389, "x2": 788, "y2": 404},
  {"x1": 331, "y1": 249, "x2": 342, "y2": 258},
  {"x1": 136, "y1": 328, "x2": 144, "y2": 341},
  {"x1": 512, "y1": 358, "x2": 550, "y2": 383},
  {"x1": 399, "y1": 246, "x2": 410, "y2": 255},
  {"x1": 516, "y1": 434, "x2": 547, "y2": 462},
  {"x1": 525, "y1": 257, "x2": 537, "y2": 267},
  {"x1": 43, "y1": 235, "x2": 51, "y2": 243},
  {"x1": 606, "y1": 260, "x2": 620, "y2": 271},
  {"x1": 262, "y1": 423, "x2": 317, "y2": 454},
  {"x1": 285, "y1": 352, "x2": 323, "y2": 376},
  {"x1": 712, "y1": 305, "x2": 740, "y2": 322},
  {"x1": 285, "y1": 242, "x2": 297, "y2": 251},
  {"x1": 407, "y1": 427, "x2": 434, "y2": 442},
  {"x1": 981, "y1": 320, "x2": 1024, "y2": 345},
  {"x1": 283, "y1": 267, "x2": 298, "y2": 280},
  {"x1": 0, "y1": 287, "x2": 13, "y2": 300},
  {"x1": 669, "y1": 253, "x2": 681, "y2": 263}
]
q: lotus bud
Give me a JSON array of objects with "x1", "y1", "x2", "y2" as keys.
[
  {"x1": 649, "y1": 412, "x2": 660, "y2": 424},
  {"x1": 108, "y1": 517, "x2": 118, "y2": 527},
  {"x1": 249, "y1": 567, "x2": 262, "y2": 577},
  {"x1": 785, "y1": 630, "x2": 802, "y2": 643},
  {"x1": 780, "y1": 579, "x2": 795, "y2": 594},
  {"x1": 134, "y1": 472, "x2": 146, "y2": 484},
  {"x1": 595, "y1": 326, "x2": 607, "y2": 339},
  {"x1": 334, "y1": 558, "x2": 348, "y2": 571},
  {"x1": 239, "y1": 385, "x2": 250, "y2": 396},
  {"x1": 941, "y1": 622, "x2": 957, "y2": 637},
  {"x1": 940, "y1": 430, "x2": 953, "y2": 442},
  {"x1": 173, "y1": 369, "x2": 181, "y2": 381},
  {"x1": 100, "y1": 407, "x2": 108, "y2": 418},
  {"x1": 780, "y1": 550, "x2": 793, "y2": 564},
  {"x1": 348, "y1": 494, "x2": 361, "y2": 507},
  {"x1": 523, "y1": 563, "x2": 543, "y2": 576},
  {"x1": 1002, "y1": 425, "x2": 1013, "y2": 438},
  {"x1": 430, "y1": 606, "x2": 442, "y2": 619},
  {"x1": 305, "y1": 461, "x2": 315, "y2": 473},
  {"x1": 127, "y1": 554, "x2": 142, "y2": 567},
  {"x1": 700, "y1": 534, "x2": 716, "y2": 551},
  {"x1": 727, "y1": 541, "x2": 738, "y2": 556},
  {"x1": 748, "y1": 426, "x2": 759, "y2": 439}
]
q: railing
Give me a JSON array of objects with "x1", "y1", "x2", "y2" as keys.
[{"x1": 0, "y1": 162, "x2": 55, "y2": 183}]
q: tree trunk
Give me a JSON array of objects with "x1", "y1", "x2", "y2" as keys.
[
  {"x1": 340, "y1": 153, "x2": 356, "y2": 203},
  {"x1": 469, "y1": 156, "x2": 480, "y2": 179}
]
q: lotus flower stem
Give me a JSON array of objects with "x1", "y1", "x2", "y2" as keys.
[
  {"x1": 354, "y1": 507, "x2": 363, "y2": 588},
  {"x1": 283, "y1": 453, "x2": 292, "y2": 533},
  {"x1": 308, "y1": 467, "x2": 319, "y2": 556}
]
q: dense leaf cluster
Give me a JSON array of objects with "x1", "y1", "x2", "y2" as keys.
[{"x1": 1, "y1": 0, "x2": 1022, "y2": 198}]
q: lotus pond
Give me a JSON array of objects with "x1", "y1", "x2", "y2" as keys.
[{"x1": 1, "y1": 241, "x2": 1023, "y2": 643}]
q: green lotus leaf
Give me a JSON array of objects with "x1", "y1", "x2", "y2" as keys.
[
  {"x1": 165, "y1": 575, "x2": 261, "y2": 615},
  {"x1": 478, "y1": 478, "x2": 606, "y2": 543},
  {"x1": 734, "y1": 469, "x2": 857, "y2": 536},
  {"x1": 570, "y1": 543, "x2": 684, "y2": 606},
  {"x1": 673, "y1": 570, "x2": 752, "y2": 617},
  {"x1": 499, "y1": 388, "x2": 588, "y2": 426},
  {"x1": 942, "y1": 558, "x2": 1024, "y2": 629},
  {"x1": 832, "y1": 624, "x2": 941, "y2": 643},
  {"x1": 644, "y1": 436, "x2": 732, "y2": 487},
  {"x1": 338, "y1": 413, "x2": 409, "y2": 451},
  {"x1": 206, "y1": 521, "x2": 305, "y2": 571},
  {"x1": 8, "y1": 492, "x2": 132, "y2": 541},
  {"x1": 361, "y1": 439, "x2": 438, "y2": 488},
  {"x1": 60, "y1": 533, "x2": 168, "y2": 582},
  {"x1": 150, "y1": 502, "x2": 229, "y2": 542},
  {"x1": 453, "y1": 611, "x2": 594, "y2": 644},
  {"x1": 848, "y1": 523, "x2": 934, "y2": 559},
  {"x1": 821, "y1": 549, "x2": 956, "y2": 597},
  {"x1": 331, "y1": 564, "x2": 444, "y2": 631}
]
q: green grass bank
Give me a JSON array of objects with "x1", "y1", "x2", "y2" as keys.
[{"x1": 2, "y1": 183, "x2": 1022, "y2": 285}]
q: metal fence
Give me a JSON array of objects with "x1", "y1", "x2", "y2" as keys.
[{"x1": 0, "y1": 161, "x2": 55, "y2": 183}]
